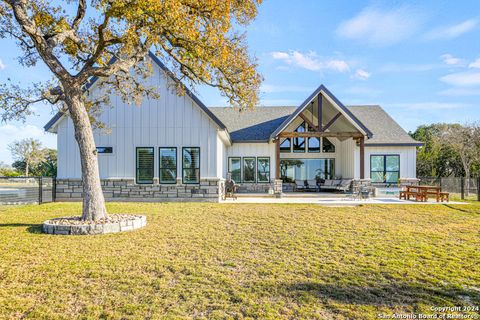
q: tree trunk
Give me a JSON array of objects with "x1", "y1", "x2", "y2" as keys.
[
  {"x1": 25, "y1": 163, "x2": 29, "y2": 177},
  {"x1": 64, "y1": 85, "x2": 107, "y2": 221},
  {"x1": 465, "y1": 168, "x2": 470, "y2": 197}
]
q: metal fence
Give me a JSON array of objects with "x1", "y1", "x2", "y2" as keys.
[
  {"x1": 418, "y1": 176, "x2": 480, "y2": 201},
  {"x1": 0, "y1": 177, "x2": 54, "y2": 205}
]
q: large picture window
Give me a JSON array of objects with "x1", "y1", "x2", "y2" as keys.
[
  {"x1": 280, "y1": 159, "x2": 335, "y2": 183},
  {"x1": 243, "y1": 157, "x2": 256, "y2": 183},
  {"x1": 371, "y1": 155, "x2": 400, "y2": 183},
  {"x1": 182, "y1": 147, "x2": 200, "y2": 184},
  {"x1": 159, "y1": 147, "x2": 177, "y2": 184},
  {"x1": 136, "y1": 147, "x2": 154, "y2": 184},
  {"x1": 257, "y1": 157, "x2": 270, "y2": 183},
  {"x1": 228, "y1": 157, "x2": 241, "y2": 182},
  {"x1": 293, "y1": 122, "x2": 306, "y2": 153}
]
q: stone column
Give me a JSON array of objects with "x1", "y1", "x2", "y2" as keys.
[{"x1": 274, "y1": 179, "x2": 283, "y2": 198}]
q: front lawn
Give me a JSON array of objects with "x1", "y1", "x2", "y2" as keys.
[{"x1": 0, "y1": 202, "x2": 479, "y2": 319}]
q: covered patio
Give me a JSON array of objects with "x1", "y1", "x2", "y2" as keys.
[{"x1": 269, "y1": 86, "x2": 372, "y2": 193}]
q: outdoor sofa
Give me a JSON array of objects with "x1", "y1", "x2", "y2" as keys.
[{"x1": 319, "y1": 179, "x2": 353, "y2": 192}]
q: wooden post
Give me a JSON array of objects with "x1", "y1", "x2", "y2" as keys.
[
  {"x1": 477, "y1": 177, "x2": 480, "y2": 202},
  {"x1": 359, "y1": 137, "x2": 365, "y2": 179},
  {"x1": 38, "y1": 176, "x2": 43, "y2": 205},
  {"x1": 318, "y1": 96, "x2": 322, "y2": 131},
  {"x1": 275, "y1": 139, "x2": 280, "y2": 179},
  {"x1": 460, "y1": 177, "x2": 465, "y2": 200}
]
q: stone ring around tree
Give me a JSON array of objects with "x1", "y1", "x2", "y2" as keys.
[{"x1": 42, "y1": 214, "x2": 147, "y2": 235}]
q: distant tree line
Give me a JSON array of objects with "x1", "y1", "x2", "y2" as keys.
[
  {"x1": 410, "y1": 122, "x2": 480, "y2": 178},
  {"x1": 0, "y1": 138, "x2": 56, "y2": 177}
]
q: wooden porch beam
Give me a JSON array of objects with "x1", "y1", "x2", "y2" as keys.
[
  {"x1": 318, "y1": 97, "x2": 323, "y2": 131},
  {"x1": 278, "y1": 131, "x2": 364, "y2": 139},
  {"x1": 359, "y1": 136, "x2": 365, "y2": 179},
  {"x1": 299, "y1": 113, "x2": 318, "y2": 131},
  {"x1": 275, "y1": 138, "x2": 280, "y2": 179},
  {"x1": 322, "y1": 112, "x2": 342, "y2": 132}
]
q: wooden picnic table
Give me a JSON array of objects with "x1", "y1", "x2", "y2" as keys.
[{"x1": 404, "y1": 185, "x2": 442, "y2": 202}]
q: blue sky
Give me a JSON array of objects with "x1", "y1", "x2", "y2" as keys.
[{"x1": 1, "y1": 0, "x2": 480, "y2": 164}]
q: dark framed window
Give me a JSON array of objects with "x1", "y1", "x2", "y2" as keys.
[
  {"x1": 257, "y1": 157, "x2": 270, "y2": 183},
  {"x1": 308, "y1": 137, "x2": 320, "y2": 153},
  {"x1": 159, "y1": 147, "x2": 177, "y2": 184},
  {"x1": 370, "y1": 155, "x2": 400, "y2": 183},
  {"x1": 182, "y1": 147, "x2": 200, "y2": 184},
  {"x1": 280, "y1": 138, "x2": 291, "y2": 153},
  {"x1": 228, "y1": 157, "x2": 241, "y2": 182},
  {"x1": 243, "y1": 157, "x2": 256, "y2": 183},
  {"x1": 293, "y1": 122, "x2": 306, "y2": 153},
  {"x1": 96, "y1": 147, "x2": 113, "y2": 154},
  {"x1": 136, "y1": 147, "x2": 154, "y2": 184},
  {"x1": 322, "y1": 137, "x2": 335, "y2": 153}
]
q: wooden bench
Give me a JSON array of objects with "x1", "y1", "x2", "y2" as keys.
[
  {"x1": 399, "y1": 190, "x2": 420, "y2": 201},
  {"x1": 439, "y1": 192, "x2": 449, "y2": 202}
]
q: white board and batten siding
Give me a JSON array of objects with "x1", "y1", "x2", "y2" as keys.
[{"x1": 56, "y1": 58, "x2": 223, "y2": 180}]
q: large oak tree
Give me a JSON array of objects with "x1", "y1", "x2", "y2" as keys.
[{"x1": 0, "y1": 0, "x2": 262, "y2": 220}]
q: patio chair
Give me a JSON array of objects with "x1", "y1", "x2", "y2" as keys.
[
  {"x1": 294, "y1": 180, "x2": 306, "y2": 191},
  {"x1": 343, "y1": 186, "x2": 360, "y2": 201},
  {"x1": 306, "y1": 179, "x2": 319, "y2": 192},
  {"x1": 223, "y1": 177, "x2": 237, "y2": 200}
]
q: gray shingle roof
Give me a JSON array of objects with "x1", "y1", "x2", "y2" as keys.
[
  {"x1": 208, "y1": 106, "x2": 296, "y2": 142},
  {"x1": 347, "y1": 105, "x2": 422, "y2": 146},
  {"x1": 209, "y1": 105, "x2": 422, "y2": 146}
]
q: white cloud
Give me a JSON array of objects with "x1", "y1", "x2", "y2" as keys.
[
  {"x1": 352, "y1": 69, "x2": 371, "y2": 80},
  {"x1": 425, "y1": 19, "x2": 478, "y2": 40},
  {"x1": 271, "y1": 50, "x2": 350, "y2": 73},
  {"x1": 389, "y1": 102, "x2": 470, "y2": 110},
  {"x1": 440, "y1": 54, "x2": 464, "y2": 66},
  {"x1": 336, "y1": 6, "x2": 422, "y2": 46},
  {"x1": 468, "y1": 58, "x2": 480, "y2": 69},
  {"x1": 440, "y1": 71, "x2": 480, "y2": 87},
  {"x1": 0, "y1": 124, "x2": 56, "y2": 164},
  {"x1": 0, "y1": 59, "x2": 5, "y2": 70},
  {"x1": 271, "y1": 51, "x2": 290, "y2": 60}
]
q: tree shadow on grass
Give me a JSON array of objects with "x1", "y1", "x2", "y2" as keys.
[
  {"x1": 0, "y1": 223, "x2": 43, "y2": 233},
  {"x1": 282, "y1": 282, "x2": 480, "y2": 307}
]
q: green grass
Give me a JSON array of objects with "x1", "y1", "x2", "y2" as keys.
[{"x1": 0, "y1": 202, "x2": 479, "y2": 319}]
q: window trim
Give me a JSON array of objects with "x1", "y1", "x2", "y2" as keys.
[
  {"x1": 182, "y1": 147, "x2": 200, "y2": 184},
  {"x1": 370, "y1": 154, "x2": 400, "y2": 184},
  {"x1": 96, "y1": 146, "x2": 113, "y2": 154},
  {"x1": 228, "y1": 157, "x2": 242, "y2": 183},
  {"x1": 293, "y1": 121, "x2": 306, "y2": 153},
  {"x1": 322, "y1": 137, "x2": 336, "y2": 153},
  {"x1": 242, "y1": 157, "x2": 257, "y2": 183},
  {"x1": 280, "y1": 138, "x2": 291, "y2": 153},
  {"x1": 307, "y1": 137, "x2": 320, "y2": 153},
  {"x1": 159, "y1": 147, "x2": 177, "y2": 184},
  {"x1": 135, "y1": 147, "x2": 155, "y2": 185},
  {"x1": 257, "y1": 157, "x2": 271, "y2": 183}
]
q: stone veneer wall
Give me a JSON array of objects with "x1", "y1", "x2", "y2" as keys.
[{"x1": 55, "y1": 178, "x2": 222, "y2": 202}]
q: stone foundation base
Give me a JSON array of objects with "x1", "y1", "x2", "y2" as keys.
[
  {"x1": 43, "y1": 215, "x2": 147, "y2": 235},
  {"x1": 55, "y1": 178, "x2": 222, "y2": 202}
]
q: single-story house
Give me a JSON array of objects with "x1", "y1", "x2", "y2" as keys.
[{"x1": 44, "y1": 52, "x2": 422, "y2": 202}]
